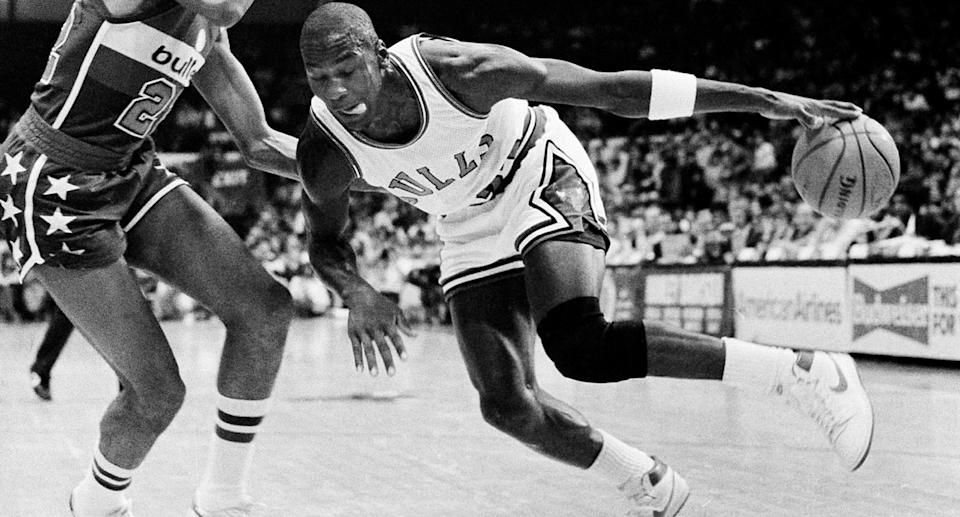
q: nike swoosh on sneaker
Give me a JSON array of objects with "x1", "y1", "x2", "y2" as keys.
[{"x1": 827, "y1": 355, "x2": 848, "y2": 393}]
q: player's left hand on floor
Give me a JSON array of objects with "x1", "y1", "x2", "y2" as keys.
[{"x1": 345, "y1": 289, "x2": 415, "y2": 376}]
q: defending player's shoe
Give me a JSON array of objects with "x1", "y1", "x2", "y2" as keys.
[
  {"x1": 30, "y1": 369, "x2": 52, "y2": 401},
  {"x1": 69, "y1": 491, "x2": 135, "y2": 517},
  {"x1": 188, "y1": 500, "x2": 267, "y2": 517},
  {"x1": 778, "y1": 351, "x2": 874, "y2": 471},
  {"x1": 618, "y1": 457, "x2": 689, "y2": 517}
]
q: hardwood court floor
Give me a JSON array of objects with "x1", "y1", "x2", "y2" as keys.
[{"x1": 1, "y1": 315, "x2": 958, "y2": 516}]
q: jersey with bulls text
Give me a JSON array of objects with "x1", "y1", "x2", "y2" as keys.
[{"x1": 309, "y1": 34, "x2": 537, "y2": 216}]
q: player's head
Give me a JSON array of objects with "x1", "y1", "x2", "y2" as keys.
[{"x1": 300, "y1": 2, "x2": 387, "y2": 130}]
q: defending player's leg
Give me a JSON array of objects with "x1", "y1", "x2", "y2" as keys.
[
  {"x1": 35, "y1": 260, "x2": 183, "y2": 517},
  {"x1": 29, "y1": 302, "x2": 75, "y2": 400},
  {"x1": 450, "y1": 276, "x2": 687, "y2": 515},
  {"x1": 124, "y1": 186, "x2": 292, "y2": 516},
  {"x1": 524, "y1": 239, "x2": 874, "y2": 471}
]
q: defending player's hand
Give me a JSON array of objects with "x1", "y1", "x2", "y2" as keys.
[
  {"x1": 757, "y1": 90, "x2": 862, "y2": 130},
  {"x1": 345, "y1": 288, "x2": 414, "y2": 376}
]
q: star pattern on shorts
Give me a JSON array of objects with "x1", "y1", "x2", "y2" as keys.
[
  {"x1": 44, "y1": 175, "x2": 81, "y2": 201},
  {"x1": 41, "y1": 207, "x2": 76, "y2": 235},
  {"x1": 10, "y1": 237, "x2": 23, "y2": 264},
  {"x1": 60, "y1": 242, "x2": 85, "y2": 255},
  {"x1": 1, "y1": 195, "x2": 22, "y2": 225},
  {"x1": 1, "y1": 152, "x2": 27, "y2": 185}
]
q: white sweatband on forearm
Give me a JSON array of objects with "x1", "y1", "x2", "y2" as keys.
[{"x1": 648, "y1": 69, "x2": 698, "y2": 120}]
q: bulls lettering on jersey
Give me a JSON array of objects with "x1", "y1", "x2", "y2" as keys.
[{"x1": 309, "y1": 34, "x2": 538, "y2": 216}]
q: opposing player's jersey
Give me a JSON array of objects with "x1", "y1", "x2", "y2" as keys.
[
  {"x1": 309, "y1": 34, "x2": 537, "y2": 216},
  {"x1": 29, "y1": 0, "x2": 219, "y2": 157}
]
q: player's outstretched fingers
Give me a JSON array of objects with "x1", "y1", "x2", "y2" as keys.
[
  {"x1": 349, "y1": 332, "x2": 364, "y2": 373},
  {"x1": 361, "y1": 331, "x2": 380, "y2": 376},
  {"x1": 819, "y1": 99, "x2": 862, "y2": 119},
  {"x1": 798, "y1": 105, "x2": 824, "y2": 130},
  {"x1": 373, "y1": 329, "x2": 397, "y2": 376},
  {"x1": 391, "y1": 314, "x2": 414, "y2": 361}
]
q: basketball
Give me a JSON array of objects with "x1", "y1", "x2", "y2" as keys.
[{"x1": 791, "y1": 115, "x2": 900, "y2": 219}]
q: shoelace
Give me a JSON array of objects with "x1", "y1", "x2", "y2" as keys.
[
  {"x1": 788, "y1": 375, "x2": 851, "y2": 441},
  {"x1": 620, "y1": 475, "x2": 658, "y2": 505}
]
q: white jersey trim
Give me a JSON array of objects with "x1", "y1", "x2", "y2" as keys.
[{"x1": 52, "y1": 22, "x2": 111, "y2": 130}]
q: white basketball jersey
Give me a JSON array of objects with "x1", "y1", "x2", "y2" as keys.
[{"x1": 309, "y1": 34, "x2": 535, "y2": 215}]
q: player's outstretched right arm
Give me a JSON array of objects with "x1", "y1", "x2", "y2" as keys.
[
  {"x1": 174, "y1": 0, "x2": 254, "y2": 27},
  {"x1": 423, "y1": 39, "x2": 860, "y2": 130},
  {"x1": 299, "y1": 123, "x2": 411, "y2": 376}
]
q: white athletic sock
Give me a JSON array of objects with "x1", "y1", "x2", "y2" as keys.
[
  {"x1": 194, "y1": 394, "x2": 272, "y2": 511},
  {"x1": 71, "y1": 447, "x2": 133, "y2": 516},
  {"x1": 587, "y1": 429, "x2": 656, "y2": 486},
  {"x1": 721, "y1": 337, "x2": 797, "y2": 394}
]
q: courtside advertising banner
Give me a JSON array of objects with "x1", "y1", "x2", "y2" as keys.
[
  {"x1": 732, "y1": 266, "x2": 849, "y2": 349},
  {"x1": 642, "y1": 267, "x2": 730, "y2": 337},
  {"x1": 849, "y1": 263, "x2": 960, "y2": 360}
]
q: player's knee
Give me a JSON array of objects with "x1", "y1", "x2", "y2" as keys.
[
  {"x1": 130, "y1": 376, "x2": 186, "y2": 433},
  {"x1": 536, "y1": 297, "x2": 648, "y2": 383},
  {"x1": 478, "y1": 390, "x2": 540, "y2": 439},
  {"x1": 223, "y1": 280, "x2": 293, "y2": 333}
]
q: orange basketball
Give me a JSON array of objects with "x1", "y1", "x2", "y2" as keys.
[{"x1": 791, "y1": 115, "x2": 900, "y2": 219}]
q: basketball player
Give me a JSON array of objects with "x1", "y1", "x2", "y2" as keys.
[
  {"x1": 297, "y1": 4, "x2": 874, "y2": 516},
  {"x1": 0, "y1": 1, "x2": 297, "y2": 516}
]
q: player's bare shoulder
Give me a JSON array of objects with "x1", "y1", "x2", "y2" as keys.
[
  {"x1": 297, "y1": 116, "x2": 361, "y2": 201},
  {"x1": 417, "y1": 36, "x2": 542, "y2": 113}
]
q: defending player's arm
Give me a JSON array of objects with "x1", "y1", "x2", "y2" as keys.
[
  {"x1": 193, "y1": 31, "x2": 299, "y2": 180},
  {"x1": 299, "y1": 124, "x2": 411, "y2": 375},
  {"x1": 173, "y1": 0, "x2": 253, "y2": 27},
  {"x1": 423, "y1": 39, "x2": 861, "y2": 129}
]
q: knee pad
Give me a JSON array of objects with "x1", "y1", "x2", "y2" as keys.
[{"x1": 536, "y1": 297, "x2": 648, "y2": 383}]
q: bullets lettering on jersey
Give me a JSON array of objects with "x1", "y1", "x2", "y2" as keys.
[
  {"x1": 152, "y1": 45, "x2": 203, "y2": 83},
  {"x1": 416, "y1": 166, "x2": 454, "y2": 191},
  {"x1": 389, "y1": 172, "x2": 433, "y2": 196}
]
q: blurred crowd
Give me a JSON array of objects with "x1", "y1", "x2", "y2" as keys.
[{"x1": 2, "y1": 0, "x2": 960, "y2": 322}]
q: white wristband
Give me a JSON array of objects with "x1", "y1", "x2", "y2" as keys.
[{"x1": 648, "y1": 69, "x2": 697, "y2": 120}]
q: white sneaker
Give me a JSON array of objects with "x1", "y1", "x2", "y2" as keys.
[
  {"x1": 619, "y1": 457, "x2": 689, "y2": 517},
  {"x1": 188, "y1": 500, "x2": 267, "y2": 517},
  {"x1": 778, "y1": 351, "x2": 874, "y2": 471},
  {"x1": 69, "y1": 490, "x2": 135, "y2": 516}
]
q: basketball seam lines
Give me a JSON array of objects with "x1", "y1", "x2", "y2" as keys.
[
  {"x1": 816, "y1": 124, "x2": 847, "y2": 211},
  {"x1": 795, "y1": 130, "x2": 884, "y2": 166},
  {"x1": 850, "y1": 120, "x2": 868, "y2": 216},
  {"x1": 863, "y1": 131, "x2": 897, "y2": 185}
]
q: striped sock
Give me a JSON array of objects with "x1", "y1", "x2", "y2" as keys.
[
  {"x1": 194, "y1": 395, "x2": 272, "y2": 512},
  {"x1": 71, "y1": 447, "x2": 133, "y2": 515}
]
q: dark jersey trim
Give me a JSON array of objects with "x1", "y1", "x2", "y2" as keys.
[
  {"x1": 443, "y1": 266, "x2": 525, "y2": 301},
  {"x1": 411, "y1": 34, "x2": 488, "y2": 120},
  {"x1": 439, "y1": 254, "x2": 523, "y2": 287}
]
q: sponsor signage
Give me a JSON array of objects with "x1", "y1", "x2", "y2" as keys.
[
  {"x1": 849, "y1": 264, "x2": 960, "y2": 359},
  {"x1": 642, "y1": 267, "x2": 730, "y2": 336},
  {"x1": 732, "y1": 267, "x2": 849, "y2": 349}
]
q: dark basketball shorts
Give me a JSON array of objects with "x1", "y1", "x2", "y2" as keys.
[
  {"x1": 0, "y1": 129, "x2": 187, "y2": 282},
  {"x1": 437, "y1": 106, "x2": 609, "y2": 299}
]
